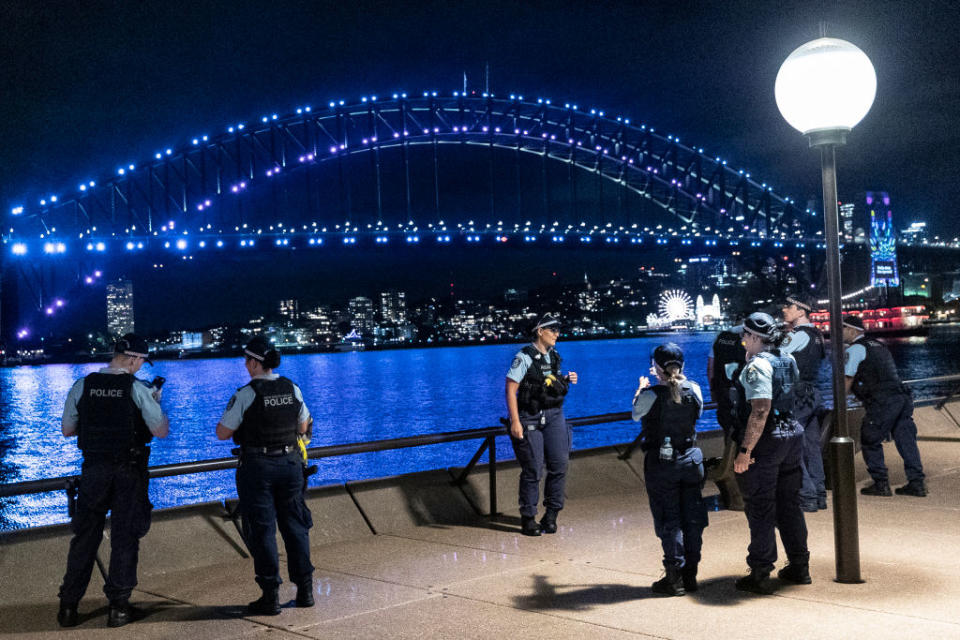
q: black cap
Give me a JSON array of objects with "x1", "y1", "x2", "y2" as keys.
[
  {"x1": 842, "y1": 315, "x2": 865, "y2": 332},
  {"x1": 533, "y1": 313, "x2": 561, "y2": 332},
  {"x1": 115, "y1": 333, "x2": 152, "y2": 365},
  {"x1": 783, "y1": 292, "x2": 815, "y2": 312},
  {"x1": 742, "y1": 312, "x2": 778, "y2": 340},
  {"x1": 652, "y1": 342, "x2": 684, "y2": 370},
  {"x1": 243, "y1": 336, "x2": 274, "y2": 362}
]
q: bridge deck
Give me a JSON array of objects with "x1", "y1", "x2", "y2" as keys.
[{"x1": 2, "y1": 405, "x2": 959, "y2": 639}]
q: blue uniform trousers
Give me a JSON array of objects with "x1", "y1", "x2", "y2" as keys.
[
  {"x1": 236, "y1": 451, "x2": 314, "y2": 590},
  {"x1": 59, "y1": 453, "x2": 152, "y2": 605},
  {"x1": 510, "y1": 407, "x2": 571, "y2": 517},
  {"x1": 861, "y1": 393, "x2": 925, "y2": 484},
  {"x1": 796, "y1": 386, "x2": 827, "y2": 505},
  {"x1": 736, "y1": 428, "x2": 809, "y2": 572},
  {"x1": 644, "y1": 448, "x2": 707, "y2": 569}
]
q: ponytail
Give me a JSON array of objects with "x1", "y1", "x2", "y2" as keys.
[
  {"x1": 661, "y1": 363, "x2": 687, "y2": 404},
  {"x1": 263, "y1": 349, "x2": 281, "y2": 370}
]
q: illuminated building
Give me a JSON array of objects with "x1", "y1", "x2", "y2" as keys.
[
  {"x1": 278, "y1": 299, "x2": 299, "y2": 322},
  {"x1": 380, "y1": 290, "x2": 407, "y2": 324},
  {"x1": 349, "y1": 296, "x2": 375, "y2": 334},
  {"x1": 106, "y1": 279, "x2": 134, "y2": 338},
  {"x1": 866, "y1": 191, "x2": 900, "y2": 288}
]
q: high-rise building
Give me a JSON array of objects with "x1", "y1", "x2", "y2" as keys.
[
  {"x1": 379, "y1": 290, "x2": 407, "y2": 324},
  {"x1": 349, "y1": 296, "x2": 375, "y2": 333},
  {"x1": 106, "y1": 279, "x2": 135, "y2": 338},
  {"x1": 278, "y1": 299, "x2": 299, "y2": 322}
]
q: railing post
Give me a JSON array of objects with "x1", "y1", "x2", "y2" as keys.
[{"x1": 487, "y1": 435, "x2": 497, "y2": 518}]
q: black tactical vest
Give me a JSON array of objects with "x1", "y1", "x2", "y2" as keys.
[
  {"x1": 790, "y1": 324, "x2": 825, "y2": 384},
  {"x1": 516, "y1": 345, "x2": 567, "y2": 414},
  {"x1": 711, "y1": 330, "x2": 746, "y2": 409},
  {"x1": 77, "y1": 372, "x2": 152, "y2": 454},
  {"x1": 849, "y1": 337, "x2": 904, "y2": 404},
  {"x1": 639, "y1": 382, "x2": 701, "y2": 452},
  {"x1": 234, "y1": 377, "x2": 302, "y2": 448},
  {"x1": 734, "y1": 350, "x2": 798, "y2": 442}
]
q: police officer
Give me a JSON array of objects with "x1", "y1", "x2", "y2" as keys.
[
  {"x1": 506, "y1": 314, "x2": 578, "y2": 536},
  {"x1": 58, "y1": 334, "x2": 169, "y2": 628},
  {"x1": 632, "y1": 343, "x2": 706, "y2": 596},
  {"x1": 733, "y1": 313, "x2": 810, "y2": 594},
  {"x1": 842, "y1": 316, "x2": 926, "y2": 497},
  {"x1": 706, "y1": 320, "x2": 746, "y2": 510},
  {"x1": 215, "y1": 337, "x2": 314, "y2": 615},
  {"x1": 780, "y1": 293, "x2": 827, "y2": 512}
]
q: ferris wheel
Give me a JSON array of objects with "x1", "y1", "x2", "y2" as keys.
[{"x1": 658, "y1": 289, "x2": 694, "y2": 323}]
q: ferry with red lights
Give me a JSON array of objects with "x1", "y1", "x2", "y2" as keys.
[{"x1": 811, "y1": 305, "x2": 929, "y2": 337}]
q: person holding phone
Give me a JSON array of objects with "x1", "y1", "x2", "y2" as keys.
[
  {"x1": 58, "y1": 334, "x2": 168, "y2": 628},
  {"x1": 505, "y1": 313, "x2": 578, "y2": 536}
]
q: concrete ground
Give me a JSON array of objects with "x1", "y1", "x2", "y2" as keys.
[{"x1": 1, "y1": 404, "x2": 958, "y2": 639}]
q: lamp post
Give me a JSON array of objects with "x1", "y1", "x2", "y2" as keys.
[{"x1": 775, "y1": 37, "x2": 876, "y2": 584}]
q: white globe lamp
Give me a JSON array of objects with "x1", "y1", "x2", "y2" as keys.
[{"x1": 775, "y1": 37, "x2": 876, "y2": 146}]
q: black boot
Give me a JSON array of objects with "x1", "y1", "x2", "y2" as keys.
[
  {"x1": 539, "y1": 508, "x2": 559, "y2": 534},
  {"x1": 107, "y1": 601, "x2": 145, "y2": 627},
  {"x1": 895, "y1": 480, "x2": 927, "y2": 497},
  {"x1": 296, "y1": 580, "x2": 315, "y2": 607},
  {"x1": 681, "y1": 563, "x2": 698, "y2": 593},
  {"x1": 520, "y1": 515, "x2": 542, "y2": 536},
  {"x1": 777, "y1": 563, "x2": 812, "y2": 585},
  {"x1": 248, "y1": 588, "x2": 281, "y2": 616},
  {"x1": 735, "y1": 568, "x2": 775, "y2": 595},
  {"x1": 860, "y1": 481, "x2": 892, "y2": 496},
  {"x1": 652, "y1": 566, "x2": 686, "y2": 596},
  {"x1": 57, "y1": 602, "x2": 78, "y2": 628}
]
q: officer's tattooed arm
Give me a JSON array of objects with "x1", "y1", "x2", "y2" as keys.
[{"x1": 734, "y1": 398, "x2": 770, "y2": 473}]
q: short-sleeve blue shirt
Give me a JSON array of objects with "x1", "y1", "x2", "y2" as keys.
[{"x1": 506, "y1": 346, "x2": 552, "y2": 383}]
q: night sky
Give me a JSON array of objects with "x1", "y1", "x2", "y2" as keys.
[{"x1": 2, "y1": 1, "x2": 959, "y2": 332}]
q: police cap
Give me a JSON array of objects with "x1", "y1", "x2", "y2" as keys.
[
  {"x1": 652, "y1": 342, "x2": 684, "y2": 370},
  {"x1": 784, "y1": 292, "x2": 815, "y2": 312},
  {"x1": 742, "y1": 312, "x2": 778, "y2": 340},
  {"x1": 842, "y1": 315, "x2": 865, "y2": 332},
  {"x1": 115, "y1": 333, "x2": 153, "y2": 365},
  {"x1": 532, "y1": 313, "x2": 561, "y2": 333},
  {"x1": 243, "y1": 336, "x2": 273, "y2": 362}
]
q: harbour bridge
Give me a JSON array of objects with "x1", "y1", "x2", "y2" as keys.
[{"x1": 0, "y1": 89, "x2": 943, "y2": 341}]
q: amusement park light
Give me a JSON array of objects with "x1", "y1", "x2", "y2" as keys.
[{"x1": 776, "y1": 36, "x2": 876, "y2": 585}]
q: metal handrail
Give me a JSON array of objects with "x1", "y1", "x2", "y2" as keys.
[{"x1": 3, "y1": 372, "x2": 958, "y2": 501}]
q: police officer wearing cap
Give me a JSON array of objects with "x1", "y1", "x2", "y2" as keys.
[
  {"x1": 780, "y1": 293, "x2": 827, "y2": 512},
  {"x1": 733, "y1": 312, "x2": 810, "y2": 594},
  {"x1": 506, "y1": 313, "x2": 578, "y2": 536},
  {"x1": 216, "y1": 337, "x2": 314, "y2": 615},
  {"x1": 842, "y1": 315, "x2": 926, "y2": 497},
  {"x1": 58, "y1": 334, "x2": 169, "y2": 628},
  {"x1": 706, "y1": 319, "x2": 747, "y2": 510},
  {"x1": 632, "y1": 343, "x2": 706, "y2": 596}
]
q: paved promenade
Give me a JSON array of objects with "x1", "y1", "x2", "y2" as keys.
[{"x1": 1, "y1": 404, "x2": 958, "y2": 639}]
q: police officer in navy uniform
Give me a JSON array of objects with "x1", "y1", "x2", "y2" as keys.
[
  {"x1": 842, "y1": 315, "x2": 926, "y2": 497},
  {"x1": 506, "y1": 314, "x2": 578, "y2": 536},
  {"x1": 216, "y1": 337, "x2": 314, "y2": 615},
  {"x1": 58, "y1": 334, "x2": 169, "y2": 628},
  {"x1": 706, "y1": 321, "x2": 746, "y2": 510},
  {"x1": 632, "y1": 343, "x2": 707, "y2": 596},
  {"x1": 733, "y1": 313, "x2": 811, "y2": 594},
  {"x1": 780, "y1": 293, "x2": 827, "y2": 512}
]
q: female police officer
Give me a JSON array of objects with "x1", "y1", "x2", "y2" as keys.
[
  {"x1": 632, "y1": 343, "x2": 706, "y2": 596},
  {"x1": 506, "y1": 314, "x2": 578, "y2": 536},
  {"x1": 216, "y1": 336, "x2": 314, "y2": 615},
  {"x1": 733, "y1": 312, "x2": 810, "y2": 594}
]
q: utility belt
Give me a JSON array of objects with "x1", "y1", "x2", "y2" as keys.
[
  {"x1": 236, "y1": 444, "x2": 298, "y2": 457},
  {"x1": 82, "y1": 446, "x2": 150, "y2": 465}
]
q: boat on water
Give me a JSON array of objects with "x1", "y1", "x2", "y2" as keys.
[{"x1": 811, "y1": 305, "x2": 930, "y2": 337}]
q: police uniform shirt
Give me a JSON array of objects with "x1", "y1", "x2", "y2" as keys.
[
  {"x1": 738, "y1": 354, "x2": 799, "y2": 401},
  {"x1": 506, "y1": 346, "x2": 553, "y2": 384},
  {"x1": 844, "y1": 342, "x2": 868, "y2": 378},
  {"x1": 61, "y1": 367, "x2": 167, "y2": 437},
  {"x1": 218, "y1": 373, "x2": 310, "y2": 432},
  {"x1": 632, "y1": 381, "x2": 704, "y2": 421},
  {"x1": 779, "y1": 319, "x2": 812, "y2": 356}
]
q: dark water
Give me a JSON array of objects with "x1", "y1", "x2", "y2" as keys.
[{"x1": 2, "y1": 328, "x2": 959, "y2": 530}]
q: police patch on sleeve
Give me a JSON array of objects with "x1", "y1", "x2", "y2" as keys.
[
  {"x1": 226, "y1": 396, "x2": 236, "y2": 411},
  {"x1": 511, "y1": 356, "x2": 522, "y2": 369},
  {"x1": 782, "y1": 333, "x2": 792, "y2": 347},
  {"x1": 844, "y1": 351, "x2": 850, "y2": 365},
  {"x1": 746, "y1": 366, "x2": 759, "y2": 384}
]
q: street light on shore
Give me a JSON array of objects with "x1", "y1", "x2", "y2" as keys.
[{"x1": 776, "y1": 37, "x2": 876, "y2": 584}]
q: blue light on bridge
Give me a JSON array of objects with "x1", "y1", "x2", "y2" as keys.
[
  {"x1": 552, "y1": 236, "x2": 565, "y2": 243},
  {"x1": 11, "y1": 206, "x2": 24, "y2": 215},
  {"x1": 343, "y1": 237, "x2": 356, "y2": 245},
  {"x1": 580, "y1": 237, "x2": 592, "y2": 243},
  {"x1": 276, "y1": 238, "x2": 290, "y2": 246},
  {"x1": 436, "y1": 235, "x2": 451, "y2": 243},
  {"x1": 216, "y1": 240, "x2": 224, "y2": 248},
  {"x1": 406, "y1": 236, "x2": 420, "y2": 243},
  {"x1": 11, "y1": 242, "x2": 28, "y2": 255},
  {"x1": 43, "y1": 242, "x2": 66, "y2": 254}
]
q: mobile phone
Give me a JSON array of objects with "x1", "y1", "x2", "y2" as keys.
[{"x1": 151, "y1": 376, "x2": 166, "y2": 390}]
